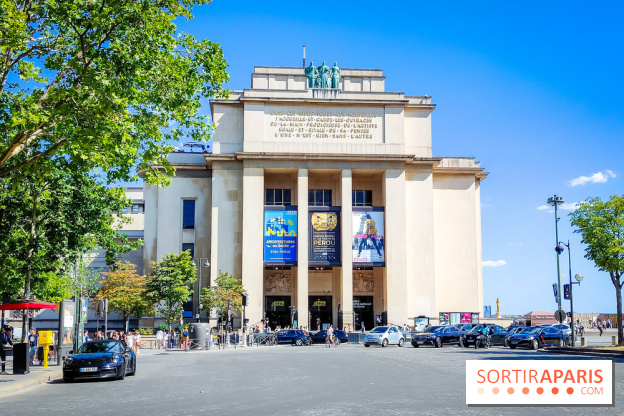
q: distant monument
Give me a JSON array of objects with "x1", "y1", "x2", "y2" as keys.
[
  {"x1": 305, "y1": 60, "x2": 340, "y2": 89},
  {"x1": 495, "y1": 298, "x2": 502, "y2": 318}
]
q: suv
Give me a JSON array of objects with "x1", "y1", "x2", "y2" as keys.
[{"x1": 276, "y1": 329, "x2": 311, "y2": 346}]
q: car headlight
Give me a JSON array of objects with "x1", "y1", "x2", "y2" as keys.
[{"x1": 64, "y1": 357, "x2": 73, "y2": 366}]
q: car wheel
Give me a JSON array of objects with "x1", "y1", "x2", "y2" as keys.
[
  {"x1": 475, "y1": 338, "x2": 480, "y2": 349},
  {"x1": 531, "y1": 339, "x2": 539, "y2": 350},
  {"x1": 398, "y1": 338, "x2": 404, "y2": 347},
  {"x1": 503, "y1": 339, "x2": 509, "y2": 348},
  {"x1": 382, "y1": 339, "x2": 388, "y2": 347},
  {"x1": 364, "y1": 344, "x2": 370, "y2": 347},
  {"x1": 557, "y1": 338, "x2": 564, "y2": 348},
  {"x1": 117, "y1": 363, "x2": 126, "y2": 380},
  {"x1": 128, "y1": 359, "x2": 136, "y2": 376},
  {"x1": 295, "y1": 338, "x2": 303, "y2": 346},
  {"x1": 335, "y1": 339, "x2": 341, "y2": 346},
  {"x1": 435, "y1": 337, "x2": 442, "y2": 348},
  {"x1": 458, "y1": 338, "x2": 464, "y2": 347},
  {"x1": 413, "y1": 344, "x2": 419, "y2": 348}
]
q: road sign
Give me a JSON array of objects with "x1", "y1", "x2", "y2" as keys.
[
  {"x1": 552, "y1": 284, "x2": 559, "y2": 303},
  {"x1": 554, "y1": 309, "x2": 566, "y2": 323}
]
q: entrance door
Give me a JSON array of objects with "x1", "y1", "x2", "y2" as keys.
[
  {"x1": 309, "y1": 296, "x2": 332, "y2": 331},
  {"x1": 265, "y1": 296, "x2": 291, "y2": 330},
  {"x1": 353, "y1": 296, "x2": 374, "y2": 331}
]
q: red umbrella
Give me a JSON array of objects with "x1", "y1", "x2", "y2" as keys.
[{"x1": 0, "y1": 300, "x2": 58, "y2": 310}]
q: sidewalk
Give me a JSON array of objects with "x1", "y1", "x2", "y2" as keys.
[{"x1": 0, "y1": 356, "x2": 62, "y2": 399}]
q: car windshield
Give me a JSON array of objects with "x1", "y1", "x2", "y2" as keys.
[
  {"x1": 422, "y1": 326, "x2": 444, "y2": 333},
  {"x1": 370, "y1": 327, "x2": 388, "y2": 333},
  {"x1": 468, "y1": 326, "x2": 486, "y2": 333},
  {"x1": 79, "y1": 341, "x2": 122, "y2": 354},
  {"x1": 524, "y1": 327, "x2": 541, "y2": 334}
]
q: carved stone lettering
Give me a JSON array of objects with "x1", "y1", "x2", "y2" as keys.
[{"x1": 353, "y1": 272, "x2": 374, "y2": 293}]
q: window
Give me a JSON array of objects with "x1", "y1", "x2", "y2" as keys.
[
  {"x1": 182, "y1": 200, "x2": 195, "y2": 229},
  {"x1": 308, "y1": 189, "x2": 332, "y2": 206},
  {"x1": 352, "y1": 190, "x2": 372, "y2": 206},
  {"x1": 121, "y1": 206, "x2": 129, "y2": 213},
  {"x1": 131, "y1": 203, "x2": 143, "y2": 213},
  {"x1": 265, "y1": 189, "x2": 292, "y2": 205},
  {"x1": 182, "y1": 243, "x2": 195, "y2": 259}
]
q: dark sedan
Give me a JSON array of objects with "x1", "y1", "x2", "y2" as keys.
[
  {"x1": 63, "y1": 340, "x2": 136, "y2": 382},
  {"x1": 460, "y1": 325, "x2": 504, "y2": 347},
  {"x1": 276, "y1": 329, "x2": 311, "y2": 346},
  {"x1": 309, "y1": 330, "x2": 348, "y2": 344},
  {"x1": 508, "y1": 326, "x2": 569, "y2": 350},
  {"x1": 411, "y1": 326, "x2": 445, "y2": 348}
]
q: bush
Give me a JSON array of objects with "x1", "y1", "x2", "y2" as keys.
[{"x1": 137, "y1": 328, "x2": 154, "y2": 336}]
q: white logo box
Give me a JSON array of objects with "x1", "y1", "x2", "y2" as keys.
[{"x1": 466, "y1": 360, "x2": 614, "y2": 406}]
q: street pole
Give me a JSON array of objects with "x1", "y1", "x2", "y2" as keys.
[
  {"x1": 548, "y1": 195, "x2": 565, "y2": 345},
  {"x1": 566, "y1": 240, "x2": 575, "y2": 346}
]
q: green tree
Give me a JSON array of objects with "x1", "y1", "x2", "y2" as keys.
[
  {"x1": 200, "y1": 270, "x2": 245, "y2": 321},
  {"x1": 97, "y1": 261, "x2": 153, "y2": 332},
  {"x1": 569, "y1": 195, "x2": 624, "y2": 345},
  {"x1": 0, "y1": 0, "x2": 228, "y2": 184},
  {"x1": 145, "y1": 251, "x2": 196, "y2": 329}
]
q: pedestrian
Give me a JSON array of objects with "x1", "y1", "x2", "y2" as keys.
[
  {"x1": 126, "y1": 331, "x2": 134, "y2": 351},
  {"x1": 1, "y1": 326, "x2": 13, "y2": 374},
  {"x1": 84, "y1": 329, "x2": 90, "y2": 343},
  {"x1": 156, "y1": 328, "x2": 164, "y2": 349},
  {"x1": 598, "y1": 323, "x2": 603, "y2": 336},
  {"x1": 169, "y1": 329, "x2": 175, "y2": 349},
  {"x1": 134, "y1": 331, "x2": 141, "y2": 355},
  {"x1": 181, "y1": 326, "x2": 189, "y2": 349},
  {"x1": 96, "y1": 330, "x2": 103, "y2": 340},
  {"x1": 119, "y1": 331, "x2": 126, "y2": 342},
  {"x1": 28, "y1": 328, "x2": 38, "y2": 366}
]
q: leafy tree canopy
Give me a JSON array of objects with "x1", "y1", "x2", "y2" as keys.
[
  {"x1": 0, "y1": 0, "x2": 228, "y2": 184},
  {"x1": 145, "y1": 250, "x2": 196, "y2": 327},
  {"x1": 97, "y1": 261, "x2": 153, "y2": 323},
  {"x1": 200, "y1": 269, "x2": 245, "y2": 320},
  {"x1": 569, "y1": 195, "x2": 624, "y2": 345}
]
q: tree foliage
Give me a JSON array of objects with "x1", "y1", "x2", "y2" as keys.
[
  {"x1": 569, "y1": 195, "x2": 624, "y2": 345},
  {"x1": 200, "y1": 270, "x2": 245, "y2": 320},
  {"x1": 145, "y1": 250, "x2": 196, "y2": 328},
  {"x1": 0, "y1": 158, "x2": 142, "y2": 301},
  {"x1": 97, "y1": 261, "x2": 153, "y2": 328},
  {"x1": 0, "y1": 0, "x2": 228, "y2": 184}
]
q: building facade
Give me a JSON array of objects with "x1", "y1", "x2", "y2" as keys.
[{"x1": 143, "y1": 64, "x2": 487, "y2": 330}]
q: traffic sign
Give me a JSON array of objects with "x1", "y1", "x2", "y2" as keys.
[
  {"x1": 552, "y1": 284, "x2": 559, "y2": 303},
  {"x1": 554, "y1": 309, "x2": 566, "y2": 323}
]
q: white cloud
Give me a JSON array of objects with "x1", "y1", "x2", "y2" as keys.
[
  {"x1": 536, "y1": 205, "x2": 550, "y2": 210},
  {"x1": 568, "y1": 170, "x2": 617, "y2": 187},
  {"x1": 482, "y1": 260, "x2": 507, "y2": 267},
  {"x1": 537, "y1": 201, "x2": 579, "y2": 212}
]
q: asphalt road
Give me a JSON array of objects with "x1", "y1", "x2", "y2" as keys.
[{"x1": 9, "y1": 343, "x2": 624, "y2": 416}]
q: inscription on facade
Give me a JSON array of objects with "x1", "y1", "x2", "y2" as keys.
[{"x1": 269, "y1": 111, "x2": 380, "y2": 140}]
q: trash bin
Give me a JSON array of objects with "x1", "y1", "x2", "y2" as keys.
[
  {"x1": 188, "y1": 323, "x2": 211, "y2": 350},
  {"x1": 13, "y1": 343, "x2": 29, "y2": 374}
]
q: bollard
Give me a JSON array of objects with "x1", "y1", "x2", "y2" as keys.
[
  {"x1": 42, "y1": 345, "x2": 50, "y2": 368},
  {"x1": 580, "y1": 336, "x2": 586, "y2": 347},
  {"x1": 612, "y1": 335, "x2": 617, "y2": 347}
]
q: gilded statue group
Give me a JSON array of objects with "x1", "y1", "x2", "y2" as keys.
[{"x1": 305, "y1": 61, "x2": 341, "y2": 89}]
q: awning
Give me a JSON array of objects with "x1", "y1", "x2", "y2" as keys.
[{"x1": 0, "y1": 300, "x2": 58, "y2": 311}]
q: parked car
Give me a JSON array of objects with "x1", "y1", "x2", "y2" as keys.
[
  {"x1": 309, "y1": 329, "x2": 348, "y2": 344},
  {"x1": 363, "y1": 326, "x2": 405, "y2": 347},
  {"x1": 63, "y1": 340, "x2": 136, "y2": 383},
  {"x1": 411, "y1": 326, "x2": 445, "y2": 348},
  {"x1": 460, "y1": 324, "x2": 503, "y2": 347},
  {"x1": 536, "y1": 323, "x2": 572, "y2": 338},
  {"x1": 507, "y1": 326, "x2": 570, "y2": 350},
  {"x1": 503, "y1": 326, "x2": 527, "y2": 347},
  {"x1": 276, "y1": 329, "x2": 311, "y2": 346}
]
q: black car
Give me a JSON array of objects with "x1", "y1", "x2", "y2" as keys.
[
  {"x1": 508, "y1": 326, "x2": 570, "y2": 350},
  {"x1": 63, "y1": 340, "x2": 136, "y2": 383},
  {"x1": 309, "y1": 329, "x2": 348, "y2": 344},
  {"x1": 411, "y1": 326, "x2": 445, "y2": 348},
  {"x1": 276, "y1": 329, "x2": 311, "y2": 346},
  {"x1": 460, "y1": 325, "x2": 503, "y2": 347},
  {"x1": 503, "y1": 326, "x2": 527, "y2": 347}
]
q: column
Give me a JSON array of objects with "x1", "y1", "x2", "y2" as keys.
[
  {"x1": 383, "y1": 169, "x2": 408, "y2": 326},
  {"x1": 241, "y1": 166, "x2": 264, "y2": 328},
  {"x1": 296, "y1": 169, "x2": 309, "y2": 329},
  {"x1": 340, "y1": 169, "x2": 354, "y2": 330}
]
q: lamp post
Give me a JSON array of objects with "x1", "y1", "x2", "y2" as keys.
[
  {"x1": 547, "y1": 195, "x2": 565, "y2": 314},
  {"x1": 193, "y1": 258, "x2": 210, "y2": 322},
  {"x1": 558, "y1": 239, "x2": 583, "y2": 346}
]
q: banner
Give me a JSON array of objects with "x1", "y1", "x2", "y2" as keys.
[
  {"x1": 264, "y1": 210, "x2": 297, "y2": 263},
  {"x1": 309, "y1": 209, "x2": 341, "y2": 265},
  {"x1": 352, "y1": 210, "x2": 385, "y2": 265}
]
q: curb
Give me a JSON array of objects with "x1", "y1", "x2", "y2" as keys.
[
  {"x1": 540, "y1": 347, "x2": 624, "y2": 360},
  {"x1": 0, "y1": 369, "x2": 63, "y2": 399}
]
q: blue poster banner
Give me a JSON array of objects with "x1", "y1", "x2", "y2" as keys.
[
  {"x1": 264, "y1": 210, "x2": 297, "y2": 263},
  {"x1": 309, "y1": 208, "x2": 341, "y2": 265}
]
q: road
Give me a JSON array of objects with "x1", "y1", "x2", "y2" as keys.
[{"x1": 10, "y1": 343, "x2": 624, "y2": 415}]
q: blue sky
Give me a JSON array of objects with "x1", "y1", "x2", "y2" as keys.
[{"x1": 180, "y1": 1, "x2": 623, "y2": 315}]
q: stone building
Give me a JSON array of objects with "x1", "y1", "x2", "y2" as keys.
[{"x1": 143, "y1": 64, "x2": 487, "y2": 330}]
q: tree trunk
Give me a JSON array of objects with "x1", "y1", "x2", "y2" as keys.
[{"x1": 616, "y1": 278, "x2": 623, "y2": 346}]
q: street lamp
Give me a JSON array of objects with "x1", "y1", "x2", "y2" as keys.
[
  {"x1": 558, "y1": 241, "x2": 583, "y2": 346},
  {"x1": 547, "y1": 195, "x2": 565, "y2": 315},
  {"x1": 193, "y1": 259, "x2": 210, "y2": 322}
]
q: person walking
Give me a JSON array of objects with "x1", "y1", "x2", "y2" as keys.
[
  {"x1": 28, "y1": 328, "x2": 39, "y2": 366},
  {"x1": 126, "y1": 331, "x2": 134, "y2": 351},
  {"x1": 169, "y1": 329, "x2": 175, "y2": 349},
  {"x1": 1, "y1": 326, "x2": 13, "y2": 374},
  {"x1": 134, "y1": 331, "x2": 141, "y2": 355},
  {"x1": 598, "y1": 322, "x2": 604, "y2": 336}
]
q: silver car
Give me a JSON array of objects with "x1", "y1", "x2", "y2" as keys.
[{"x1": 363, "y1": 326, "x2": 405, "y2": 347}]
